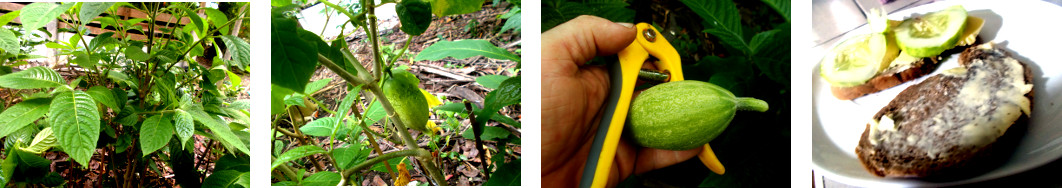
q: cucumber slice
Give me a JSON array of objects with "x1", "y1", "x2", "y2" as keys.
[
  {"x1": 894, "y1": 5, "x2": 968, "y2": 58},
  {"x1": 820, "y1": 33, "x2": 899, "y2": 87}
]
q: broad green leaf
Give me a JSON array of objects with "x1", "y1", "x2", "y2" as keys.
[
  {"x1": 20, "y1": 3, "x2": 75, "y2": 31},
  {"x1": 0, "y1": 98, "x2": 50, "y2": 139},
  {"x1": 299, "y1": 117, "x2": 336, "y2": 137},
  {"x1": 140, "y1": 114, "x2": 173, "y2": 156},
  {"x1": 434, "y1": 102, "x2": 466, "y2": 113},
  {"x1": 72, "y1": 51, "x2": 98, "y2": 68},
  {"x1": 0, "y1": 151, "x2": 15, "y2": 185},
  {"x1": 107, "y1": 70, "x2": 131, "y2": 85},
  {"x1": 397, "y1": 0, "x2": 432, "y2": 36},
  {"x1": 174, "y1": 109, "x2": 194, "y2": 148},
  {"x1": 491, "y1": 112, "x2": 521, "y2": 128},
  {"x1": 225, "y1": 69, "x2": 242, "y2": 90},
  {"x1": 271, "y1": 9, "x2": 318, "y2": 93},
  {"x1": 230, "y1": 100, "x2": 250, "y2": 110},
  {"x1": 44, "y1": 42, "x2": 70, "y2": 49},
  {"x1": 153, "y1": 72, "x2": 177, "y2": 106},
  {"x1": 499, "y1": 8, "x2": 520, "y2": 33},
  {"x1": 49, "y1": 90, "x2": 100, "y2": 167},
  {"x1": 203, "y1": 8, "x2": 229, "y2": 26},
  {"x1": 430, "y1": 0, "x2": 482, "y2": 17},
  {"x1": 370, "y1": 155, "x2": 402, "y2": 172},
  {"x1": 302, "y1": 171, "x2": 341, "y2": 186},
  {"x1": 186, "y1": 8, "x2": 206, "y2": 35},
  {"x1": 364, "y1": 98, "x2": 385, "y2": 125},
  {"x1": 415, "y1": 40, "x2": 519, "y2": 62},
  {"x1": 462, "y1": 126, "x2": 511, "y2": 141},
  {"x1": 112, "y1": 87, "x2": 127, "y2": 113},
  {"x1": 271, "y1": 0, "x2": 293, "y2": 7},
  {"x1": 271, "y1": 84, "x2": 294, "y2": 115},
  {"x1": 760, "y1": 0, "x2": 790, "y2": 22},
  {"x1": 86, "y1": 86, "x2": 118, "y2": 111},
  {"x1": 475, "y1": 75, "x2": 508, "y2": 89},
  {"x1": 0, "y1": 10, "x2": 19, "y2": 26},
  {"x1": 215, "y1": 154, "x2": 250, "y2": 172},
  {"x1": 271, "y1": 145, "x2": 327, "y2": 171},
  {"x1": 202, "y1": 170, "x2": 248, "y2": 188},
  {"x1": 20, "y1": 127, "x2": 57, "y2": 154},
  {"x1": 750, "y1": 29, "x2": 780, "y2": 56},
  {"x1": 116, "y1": 106, "x2": 139, "y2": 126},
  {"x1": 304, "y1": 78, "x2": 332, "y2": 94},
  {"x1": 483, "y1": 159, "x2": 520, "y2": 185},
  {"x1": 0, "y1": 66, "x2": 65, "y2": 89},
  {"x1": 475, "y1": 76, "x2": 520, "y2": 124},
  {"x1": 79, "y1": 2, "x2": 115, "y2": 26},
  {"x1": 221, "y1": 35, "x2": 250, "y2": 71},
  {"x1": 89, "y1": 32, "x2": 118, "y2": 52},
  {"x1": 273, "y1": 181, "x2": 297, "y2": 186},
  {"x1": 283, "y1": 94, "x2": 305, "y2": 107},
  {"x1": 0, "y1": 29, "x2": 18, "y2": 54},
  {"x1": 331, "y1": 143, "x2": 362, "y2": 170},
  {"x1": 333, "y1": 85, "x2": 361, "y2": 135},
  {"x1": 186, "y1": 104, "x2": 249, "y2": 154},
  {"x1": 125, "y1": 44, "x2": 151, "y2": 61},
  {"x1": 680, "y1": 0, "x2": 749, "y2": 56},
  {"x1": 15, "y1": 148, "x2": 51, "y2": 169}
]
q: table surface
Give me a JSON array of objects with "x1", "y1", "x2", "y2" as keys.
[{"x1": 811, "y1": 0, "x2": 1062, "y2": 187}]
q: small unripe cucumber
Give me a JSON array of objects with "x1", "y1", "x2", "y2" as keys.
[
  {"x1": 628, "y1": 80, "x2": 768, "y2": 150},
  {"x1": 382, "y1": 70, "x2": 430, "y2": 132}
]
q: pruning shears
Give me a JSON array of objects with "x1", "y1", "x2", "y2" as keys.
[{"x1": 579, "y1": 23, "x2": 726, "y2": 188}]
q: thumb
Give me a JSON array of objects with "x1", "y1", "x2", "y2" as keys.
[{"x1": 543, "y1": 15, "x2": 637, "y2": 66}]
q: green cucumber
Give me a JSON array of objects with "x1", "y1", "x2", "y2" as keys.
[
  {"x1": 382, "y1": 70, "x2": 429, "y2": 132},
  {"x1": 819, "y1": 33, "x2": 899, "y2": 87},
  {"x1": 894, "y1": 5, "x2": 968, "y2": 58},
  {"x1": 627, "y1": 81, "x2": 768, "y2": 150}
]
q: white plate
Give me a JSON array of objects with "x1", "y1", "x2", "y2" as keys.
[{"x1": 812, "y1": 0, "x2": 1062, "y2": 186}]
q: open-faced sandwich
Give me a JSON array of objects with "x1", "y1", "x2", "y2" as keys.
[
  {"x1": 855, "y1": 42, "x2": 1032, "y2": 178},
  {"x1": 820, "y1": 5, "x2": 985, "y2": 100}
]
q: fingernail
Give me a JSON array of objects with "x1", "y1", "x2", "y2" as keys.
[{"x1": 617, "y1": 23, "x2": 634, "y2": 28}]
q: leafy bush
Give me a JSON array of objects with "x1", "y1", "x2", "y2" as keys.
[
  {"x1": 271, "y1": 0, "x2": 520, "y2": 186},
  {"x1": 0, "y1": 2, "x2": 250, "y2": 187}
]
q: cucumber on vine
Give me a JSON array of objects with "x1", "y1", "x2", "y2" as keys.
[{"x1": 893, "y1": 5, "x2": 968, "y2": 58}]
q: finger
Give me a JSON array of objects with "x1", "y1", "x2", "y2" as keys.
[
  {"x1": 542, "y1": 15, "x2": 636, "y2": 66},
  {"x1": 633, "y1": 147, "x2": 703, "y2": 175}
]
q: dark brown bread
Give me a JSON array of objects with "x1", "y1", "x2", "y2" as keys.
[
  {"x1": 831, "y1": 57, "x2": 940, "y2": 100},
  {"x1": 856, "y1": 43, "x2": 1033, "y2": 178}
]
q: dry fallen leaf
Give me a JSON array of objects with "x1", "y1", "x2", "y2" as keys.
[{"x1": 394, "y1": 160, "x2": 411, "y2": 186}]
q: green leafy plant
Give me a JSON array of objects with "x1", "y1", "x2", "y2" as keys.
[
  {"x1": 271, "y1": 0, "x2": 521, "y2": 186},
  {"x1": 0, "y1": 2, "x2": 250, "y2": 187}
]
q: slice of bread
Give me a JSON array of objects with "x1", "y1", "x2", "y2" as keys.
[
  {"x1": 830, "y1": 38, "x2": 983, "y2": 100},
  {"x1": 830, "y1": 57, "x2": 940, "y2": 100},
  {"x1": 855, "y1": 43, "x2": 1033, "y2": 178}
]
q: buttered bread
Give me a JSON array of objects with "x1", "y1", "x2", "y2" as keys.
[{"x1": 855, "y1": 43, "x2": 1033, "y2": 178}]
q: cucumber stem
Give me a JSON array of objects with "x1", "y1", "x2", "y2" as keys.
[
  {"x1": 638, "y1": 69, "x2": 669, "y2": 82},
  {"x1": 735, "y1": 97, "x2": 769, "y2": 112}
]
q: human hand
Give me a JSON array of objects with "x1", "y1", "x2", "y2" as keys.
[{"x1": 541, "y1": 15, "x2": 703, "y2": 187}]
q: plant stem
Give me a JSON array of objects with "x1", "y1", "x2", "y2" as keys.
[
  {"x1": 350, "y1": 99, "x2": 397, "y2": 179},
  {"x1": 318, "y1": 54, "x2": 368, "y2": 86},
  {"x1": 319, "y1": 53, "x2": 448, "y2": 185},
  {"x1": 385, "y1": 35, "x2": 413, "y2": 68},
  {"x1": 364, "y1": 0, "x2": 385, "y2": 81},
  {"x1": 272, "y1": 156, "x2": 301, "y2": 182},
  {"x1": 465, "y1": 101, "x2": 490, "y2": 179},
  {"x1": 342, "y1": 148, "x2": 429, "y2": 175}
]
